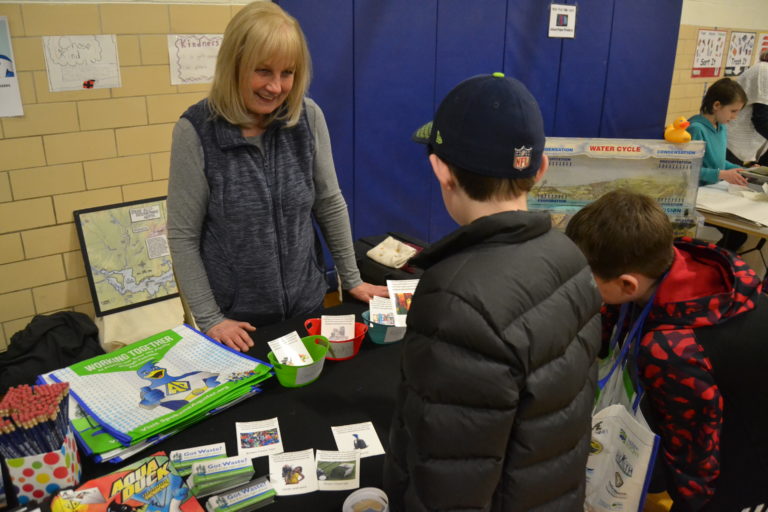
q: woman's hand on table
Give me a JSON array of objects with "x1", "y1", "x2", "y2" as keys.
[
  {"x1": 719, "y1": 168, "x2": 749, "y2": 186},
  {"x1": 348, "y1": 282, "x2": 389, "y2": 303},
  {"x1": 206, "y1": 319, "x2": 256, "y2": 352}
]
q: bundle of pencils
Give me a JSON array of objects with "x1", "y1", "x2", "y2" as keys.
[{"x1": 0, "y1": 382, "x2": 70, "y2": 458}]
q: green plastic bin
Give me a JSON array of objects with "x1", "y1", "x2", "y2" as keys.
[{"x1": 267, "y1": 335, "x2": 330, "y2": 388}]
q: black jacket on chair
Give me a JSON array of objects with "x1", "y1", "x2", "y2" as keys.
[
  {"x1": 0, "y1": 312, "x2": 103, "y2": 393},
  {"x1": 384, "y1": 210, "x2": 601, "y2": 511}
]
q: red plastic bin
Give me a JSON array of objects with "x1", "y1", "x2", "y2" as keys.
[{"x1": 304, "y1": 317, "x2": 367, "y2": 361}]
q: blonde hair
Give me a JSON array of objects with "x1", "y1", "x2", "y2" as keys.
[{"x1": 209, "y1": 2, "x2": 311, "y2": 128}]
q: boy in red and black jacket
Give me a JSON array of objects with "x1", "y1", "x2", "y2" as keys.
[{"x1": 567, "y1": 189, "x2": 768, "y2": 511}]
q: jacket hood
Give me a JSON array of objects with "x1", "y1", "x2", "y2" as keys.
[
  {"x1": 648, "y1": 238, "x2": 762, "y2": 331},
  {"x1": 413, "y1": 210, "x2": 551, "y2": 269}
]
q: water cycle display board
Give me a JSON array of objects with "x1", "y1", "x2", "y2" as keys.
[{"x1": 532, "y1": 138, "x2": 704, "y2": 236}]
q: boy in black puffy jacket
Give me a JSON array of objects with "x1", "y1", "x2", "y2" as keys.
[{"x1": 383, "y1": 74, "x2": 602, "y2": 511}]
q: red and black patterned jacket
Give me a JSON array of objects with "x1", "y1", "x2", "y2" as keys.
[{"x1": 603, "y1": 238, "x2": 767, "y2": 511}]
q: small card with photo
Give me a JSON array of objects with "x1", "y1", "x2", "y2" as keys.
[
  {"x1": 330, "y1": 421, "x2": 385, "y2": 458},
  {"x1": 236, "y1": 418, "x2": 284, "y2": 458},
  {"x1": 268, "y1": 448, "x2": 318, "y2": 496},
  {"x1": 369, "y1": 296, "x2": 395, "y2": 326},
  {"x1": 267, "y1": 331, "x2": 312, "y2": 366},
  {"x1": 315, "y1": 450, "x2": 360, "y2": 491},
  {"x1": 386, "y1": 279, "x2": 419, "y2": 327},
  {"x1": 320, "y1": 314, "x2": 355, "y2": 341}
]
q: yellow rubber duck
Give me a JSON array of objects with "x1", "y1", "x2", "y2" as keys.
[{"x1": 664, "y1": 116, "x2": 692, "y2": 143}]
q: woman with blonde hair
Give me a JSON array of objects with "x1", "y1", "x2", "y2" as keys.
[{"x1": 168, "y1": 2, "x2": 385, "y2": 351}]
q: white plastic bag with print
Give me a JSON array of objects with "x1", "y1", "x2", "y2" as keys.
[{"x1": 585, "y1": 302, "x2": 660, "y2": 512}]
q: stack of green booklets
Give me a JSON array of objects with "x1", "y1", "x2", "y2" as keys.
[
  {"x1": 206, "y1": 477, "x2": 276, "y2": 512},
  {"x1": 188, "y1": 455, "x2": 255, "y2": 498},
  {"x1": 43, "y1": 324, "x2": 272, "y2": 462},
  {"x1": 171, "y1": 442, "x2": 228, "y2": 476}
]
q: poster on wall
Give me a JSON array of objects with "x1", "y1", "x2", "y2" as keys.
[
  {"x1": 548, "y1": 4, "x2": 576, "y2": 39},
  {"x1": 167, "y1": 34, "x2": 223, "y2": 85},
  {"x1": 755, "y1": 33, "x2": 768, "y2": 65},
  {"x1": 43, "y1": 35, "x2": 121, "y2": 91},
  {"x1": 0, "y1": 16, "x2": 23, "y2": 117},
  {"x1": 74, "y1": 197, "x2": 179, "y2": 316},
  {"x1": 725, "y1": 31, "x2": 755, "y2": 76},
  {"x1": 692, "y1": 29, "x2": 727, "y2": 78}
]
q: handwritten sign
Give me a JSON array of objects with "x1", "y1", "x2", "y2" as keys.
[
  {"x1": 168, "y1": 34, "x2": 222, "y2": 85},
  {"x1": 692, "y1": 29, "x2": 727, "y2": 78},
  {"x1": 43, "y1": 35, "x2": 121, "y2": 91}
]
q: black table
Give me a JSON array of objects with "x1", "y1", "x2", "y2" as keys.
[{"x1": 78, "y1": 302, "x2": 403, "y2": 511}]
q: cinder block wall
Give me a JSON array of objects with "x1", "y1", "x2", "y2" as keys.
[
  {"x1": 666, "y1": 22, "x2": 768, "y2": 273},
  {"x1": 0, "y1": 3, "x2": 248, "y2": 350},
  {"x1": 666, "y1": 25, "x2": 765, "y2": 124}
]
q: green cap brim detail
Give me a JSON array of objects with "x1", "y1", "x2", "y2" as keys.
[{"x1": 412, "y1": 120, "x2": 433, "y2": 144}]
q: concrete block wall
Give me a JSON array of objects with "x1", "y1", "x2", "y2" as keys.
[
  {"x1": 666, "y1": 23, "x2": 768, "y2": 274},
  {"x1": 666, "y1": 24, "x2": 766, "y2": 124},
  {"x1": 0, "y1": 2, "x2": 248, "y2": 350}
]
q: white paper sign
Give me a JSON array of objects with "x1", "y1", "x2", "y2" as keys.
[
  {"x1": 316, "y1": 450, "x2": 360, "y2": 491},
  {"x1": 755, "y1": 33, "x2": 768, "y2": 66},
  {"x1": 236, "y1": 418, "x2": 284, "y2": 457},
  {"x1": 168, "y1": 34, "x2": 222, "y2": 85},
  {"x1": 369, "y1": 296, "x2": 395, "y2": 326},
  {"x1": 43, "y1": 35, "x2": 121, "y2": 91},
  {"x1": 267, "y1": 331, "x2": 312, "y2": 366},
  {"x1": 320, "y1": 314, "x2": 355, "y2": 341},
  {"x1": 268, "y1": 449, "x2": 318, "y2": 496},
  {"x1": 548, "y1": 4, "x2": 577, "y2": 39},
  {"x1": 386, "y1": 279, "x2": 419, "y2": 327},
  {"x1": 692, "y1": 30, "x2": 727, "y2": 78},
  {"x1": 725, "y1": 31, "x2": 755, "y2": 76},
  {"x1": 0, "y1": 17, "x2": 23, "y2": 117},
  {"x1": 330, "y1": 421, "x2": 385, "y2": 459}
]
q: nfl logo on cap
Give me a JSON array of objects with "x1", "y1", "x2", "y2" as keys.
[{"x1": 513, "y1": 146, "x2": 532, "y2": 171}]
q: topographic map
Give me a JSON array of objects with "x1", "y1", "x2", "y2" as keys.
[{"x1": 76, "y1": 199, "x2": 178, "y2": 315}]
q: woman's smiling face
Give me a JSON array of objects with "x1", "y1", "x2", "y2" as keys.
[{"x1": 240, "y1": 57, "x2": 295, "y2": 120}]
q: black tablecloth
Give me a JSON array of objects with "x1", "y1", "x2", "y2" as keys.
[{"x1": 78, "y1": 302, "x2": 402, "y2": 511}]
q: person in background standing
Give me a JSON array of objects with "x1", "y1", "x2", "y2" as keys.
[{"x1": 727, "y1": 50, "x2": 768, "y2": 168}]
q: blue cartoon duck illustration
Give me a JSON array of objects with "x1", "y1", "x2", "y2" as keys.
[{"x1": 137, "y1": 360, "x2": 220, "y2": 411}]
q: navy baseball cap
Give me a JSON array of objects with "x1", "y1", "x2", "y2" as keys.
[{"x1": 412, "y1": 73, "x2": 545, "y2": 179}]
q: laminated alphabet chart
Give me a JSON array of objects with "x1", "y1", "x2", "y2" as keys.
[
  {"x1": 532, "y1": 138, "x2": 705, "y2": 236},
  {"x1": 49, "y1": 325, "x2": 272, "y2": 445}
]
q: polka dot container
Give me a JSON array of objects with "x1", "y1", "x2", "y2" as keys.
[{"x1": 5, "y1": 430, "x2": 81, "y2": 505}]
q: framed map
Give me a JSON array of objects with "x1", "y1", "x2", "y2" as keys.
[{"x1": 74, "y1": 197, "x2": 179, "y2": 316}]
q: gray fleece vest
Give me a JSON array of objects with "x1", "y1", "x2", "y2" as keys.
[{"x1": 182, "y1": 100, "x2": 326, "y2": 326}]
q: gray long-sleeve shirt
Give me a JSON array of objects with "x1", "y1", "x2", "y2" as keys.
[{"x1": 167, "y1": 99, "x2": 362, "y2": 332}]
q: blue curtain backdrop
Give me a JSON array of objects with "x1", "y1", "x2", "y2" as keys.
[{"x1": 278, "y1": 0, "x2": 683, "y2": 246}]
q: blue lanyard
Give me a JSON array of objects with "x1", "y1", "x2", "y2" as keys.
[{"x1": 597, "y1": 287, "x2": 660, "y2": 411}]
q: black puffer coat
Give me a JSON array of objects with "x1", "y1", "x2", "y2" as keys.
[{"x1": 384, "y1": 210, "x2": 601, "y2": 511}]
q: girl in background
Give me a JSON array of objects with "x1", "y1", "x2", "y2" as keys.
[{"x1": 687, "y1": 77, "x2": 751, "y2": 250}]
